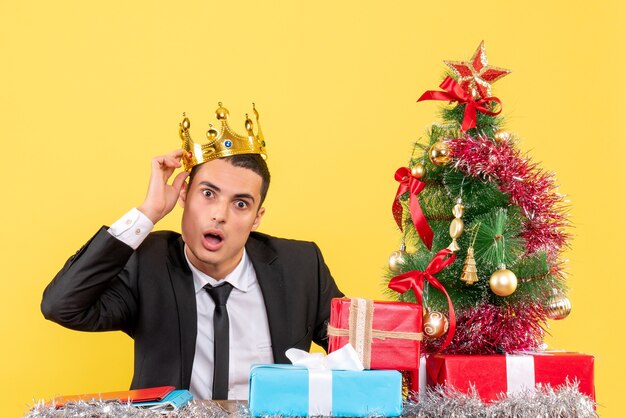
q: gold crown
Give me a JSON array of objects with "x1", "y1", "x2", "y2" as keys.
[{"x1": 179, "y1": 102, "x2": 267, "y2": 171}]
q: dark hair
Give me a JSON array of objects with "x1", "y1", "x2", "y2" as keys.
[{"x1": 188, "y1": 154, "x2": 271, "y2": 206}]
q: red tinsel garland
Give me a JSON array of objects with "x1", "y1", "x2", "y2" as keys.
[
  {"x1": 424, "y1": 302, "x2": 548, "y2": 354},
  {"x1": 448, "y1": 134, "x2": 570, "y2": 259}
]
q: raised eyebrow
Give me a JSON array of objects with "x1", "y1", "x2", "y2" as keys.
[
  {"x1": 234, "y1": 193, "x2": 255, "y2": 203},
  {"x1": 198, "y1": 181, "x2": 221, "y2": 192},
  {"x1": 198, "y1": 182, "x2": 254, "y2": 202}
]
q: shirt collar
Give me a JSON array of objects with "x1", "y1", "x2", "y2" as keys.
[{"x1": 185, "y1": 247, "x2": 254, "y2": 294}]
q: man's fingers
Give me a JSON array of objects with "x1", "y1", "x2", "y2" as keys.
[
  {"x1": 160, "y1": 149, "x2": 184, "y2": 167},
  {"x1": 162, "y1": 156, "x2": 182, "y2": 168},
  {"x1": 167, "y1": 149, "x2": 185, "y2": 158},
  {"x1": 153, "y1": 155, "x2": 182, "y2": 170},
  {"x1": 172, "y1": 171, "x2": 190, "y2": 191},
  {"x1": 152, "y1": 150, "x2": 183, "y2": 166}
]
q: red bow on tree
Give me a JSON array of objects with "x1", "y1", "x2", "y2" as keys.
[
  {"x1": 393, "y1": 167, "x2": 433, "y2": 250},
  {"x1": 417, "y1": 76, "x2": 502, "y2": 131},
  {"x1": 388, "y1": 249, "x2": 457, "y2": 351}
]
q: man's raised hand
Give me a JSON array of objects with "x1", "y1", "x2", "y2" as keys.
[{"x1": 138, "y1": 149, "x2": 189, "y2": 224}]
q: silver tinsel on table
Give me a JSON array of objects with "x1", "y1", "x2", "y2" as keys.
[
  {"x1": 25, "y1": 382, "x2": 597, "y2": 418},
  {"x1": 404, "y1": 382, "x2": 597, "y2": 418},
  {"x1": 24, "y1": 400, "x2": 239, "y2": 418}
]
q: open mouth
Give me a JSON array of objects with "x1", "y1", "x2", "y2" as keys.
[
  {"x1": 204, "y1": 232, "x2": 223, "y2": 244},
  {"x1": 202, "y1": 230, "x2": 225, "y2": 250}
]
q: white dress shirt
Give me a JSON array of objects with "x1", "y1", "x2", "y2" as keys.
[{"x1": 108, "y1": 208, "x2": 274, "y2": 400}]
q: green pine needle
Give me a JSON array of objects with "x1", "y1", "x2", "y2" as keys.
[
  {"x1": 473, "y1": 207, "x2": 525, "y2": 271},
  {"x1": 443, "y1": 170, "x2": 510, "y2": 216},
  {"x1": 441, "y1": 103, "x2": 504, "y2": 138}
]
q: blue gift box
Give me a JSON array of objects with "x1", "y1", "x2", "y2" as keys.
[{"x1": 248, "y1": 364, "x2": 402, "y2": 417}]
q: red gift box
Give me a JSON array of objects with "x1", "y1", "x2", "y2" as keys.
[
  {"x1": 327, "y1": 297, "x2": 423, "y2": 371},
  {"x1": 425, "y1": 352, "x2": 595, "y2": 402}
]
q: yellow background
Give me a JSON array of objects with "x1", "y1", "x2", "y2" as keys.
[{"x1": 1, "y1": 1, "x2": 623, "y2": 416}]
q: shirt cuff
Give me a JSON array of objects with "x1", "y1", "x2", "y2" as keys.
[{"x1": 107, "y1": 208, "x2": 154, "y2": 250}]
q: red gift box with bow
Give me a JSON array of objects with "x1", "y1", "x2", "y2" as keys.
[
  {"x1": 424, "y1": 352, "x2": 595, "y2": 402},
  {"x1": 327, "y1": 298, "x2": 423, "y2": 371},
  {"x1": 327, "y1": 249, "x2": 459, "y2": 373}
]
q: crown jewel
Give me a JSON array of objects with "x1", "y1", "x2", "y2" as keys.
[{"x1": 179, "y1": 102, "x2": 267, "y2": 171}]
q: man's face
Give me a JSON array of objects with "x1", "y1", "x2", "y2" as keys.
[{"x1": 179, "y1": 158, "x2": 265, "y2": 279}]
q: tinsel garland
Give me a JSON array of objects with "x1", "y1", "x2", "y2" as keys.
[
  {"x1": 424, "y1": 302, "x2": 547, "y2": 354},
  {"x1": 448, "y1": 133, "x2": 570, "y2": 260},
  {"x1": 405, "y1": 382, "x2": 597, "y2": 418},
  {"x1": 24, "y1": 383, "x2": 596, "y2": 418},
  {"x1": 24, "y1": 399, "x2": 242, "y2": 418}
]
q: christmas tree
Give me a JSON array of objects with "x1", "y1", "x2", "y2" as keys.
[{"x1": 386, "y1": 42, "x2": 571, "y2": 354}]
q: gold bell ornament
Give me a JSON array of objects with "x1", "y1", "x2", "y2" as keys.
[
  {"x1": 460, "y1": 247, "x2": 479, "y2": 285},
  {"x1": 423, "y1": 310, "x2": 449, "y2": 339},
  {"x1": 489, "y1": 265, "x2": 518, "y2": 296},
  {"x1": 460, "y1": 223, "x2": 481, "y2": 284},
  {"x1": 388, "y1": 242, "x2": 408, "y2": 274},
  {"x1": 428, "y1": 140, "x2": 451, "y2": 166},
  {"x1": 447, "y1": 200, "x2": 465, "y2": 252},
  {"x1": 545, "y1": 289, "x2": 572, "y2": 320}
]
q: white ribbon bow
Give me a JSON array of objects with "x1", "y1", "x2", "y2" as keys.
[
  {"x1": 286, "y1": 343, "x2": 365, "y2": 371},
  {"x1": 285, "y1": 344, "x2": 364, "y2": 416}
]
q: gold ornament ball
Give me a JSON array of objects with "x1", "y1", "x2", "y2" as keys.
[
  {"x1": 489, "y1": 268, "x2": 518, "y2": 296},
  {"x1": 215, "y1": 104, "x2": 229, "y2": 120},
  {"x1": 546, "y1": 292, "x2": 572, "y2": 320},
  {"x1": 411, "y1": 164, "x2": 426, "y2": 179},
  {"x1": 428, "y1": 141, "x2": 451, "y2": 166},
  {"x1": 423, "y1": 311, "x2": 449, "y2": 338},
  {"x1": 493, "y1": 130, "x2": 511, "y2": 144},
  {"x1": 206, "y1": 127, "x2": 219, "y2": 140},
  {"x1": 388, "y1": 250, "x2": 408, "y2": 273}
]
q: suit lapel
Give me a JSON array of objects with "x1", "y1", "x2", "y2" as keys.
[
  {"x1": 246, "y1": 233, "x2": 290, "y2": 364},
  {"x1": 167, "y1": 236, "x2": 197, "y2": 388}
]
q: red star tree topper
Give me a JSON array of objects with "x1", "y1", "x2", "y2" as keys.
[{"x1": 444, "y1": 41, "x2": 511, "y2": 99}]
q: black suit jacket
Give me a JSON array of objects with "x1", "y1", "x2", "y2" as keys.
[{"x1": 41, "y1": 227, "x2": 342, "y2": 390}]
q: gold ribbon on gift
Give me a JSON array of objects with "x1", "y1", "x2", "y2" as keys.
[{"x1": 327, "y1": 298, "x2": 423, "y2": 369}]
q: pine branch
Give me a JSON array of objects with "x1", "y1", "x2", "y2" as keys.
[{"x1": 473, "y1": 207, "x2": 525, "y2": 271}]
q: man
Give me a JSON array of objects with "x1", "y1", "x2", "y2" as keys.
[{"x1": 41, "y1": 103, "x2": 343, "y2": 400}]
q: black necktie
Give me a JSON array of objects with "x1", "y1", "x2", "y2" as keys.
[{"x1": 204, "y1": 282, "x2": 234, "y2": 400}]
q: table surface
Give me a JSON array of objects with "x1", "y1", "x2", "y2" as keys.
[{"x1": 201, "y1": 400, "x2": 248, "y2": 415}]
